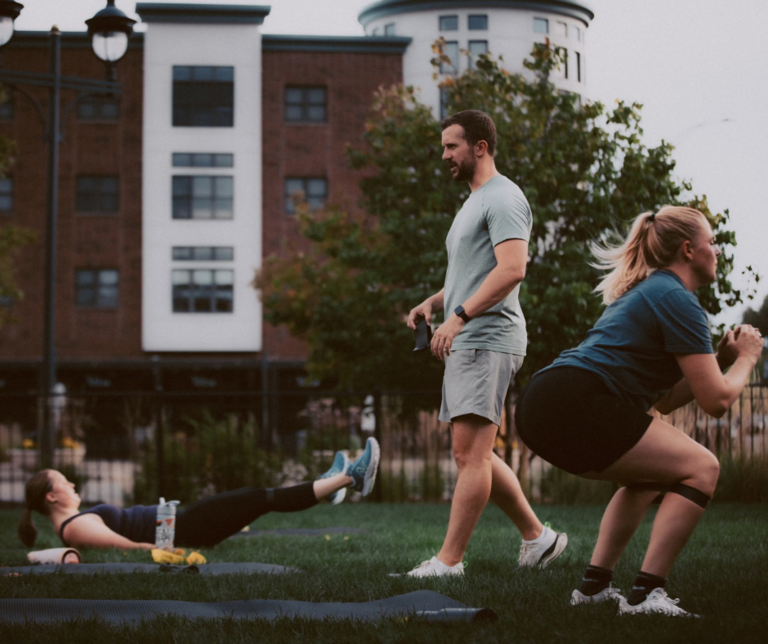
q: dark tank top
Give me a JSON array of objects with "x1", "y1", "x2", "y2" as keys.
[{"x1": 59, "y1": 504, "x2": 158, "y2": 545}]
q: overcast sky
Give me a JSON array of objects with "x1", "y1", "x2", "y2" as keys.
[{"x1": 16, "y1": 0, "x2": 768, "y2": 324}]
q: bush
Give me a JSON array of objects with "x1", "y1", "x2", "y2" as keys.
[{"x1": 132, "y1": 412, "x2": 283, "y2": 505}]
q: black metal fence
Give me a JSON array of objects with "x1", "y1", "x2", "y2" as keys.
[{"x1": 1, "y1": 384, "x2": 766, "y2": 507}]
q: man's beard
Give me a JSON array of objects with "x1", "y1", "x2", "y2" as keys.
[{"x1": 449, "y1": 152, "x2": 477, "y2": 182}]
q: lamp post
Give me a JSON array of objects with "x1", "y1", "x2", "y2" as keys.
[{"x1": 0, "y1": 1, "x2": 135, "y2": 468}]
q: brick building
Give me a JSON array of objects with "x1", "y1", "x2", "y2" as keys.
[{"x1": 0, "y1": 1, "x2": 592, "y2": 446}]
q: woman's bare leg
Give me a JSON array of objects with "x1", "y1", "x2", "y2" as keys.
[
  {"x1": 583, "y1": 418, "x2": 720, "y2": 577},
  {"x1": 312, "y1": 473, "x2": 353, "y2": 501}
]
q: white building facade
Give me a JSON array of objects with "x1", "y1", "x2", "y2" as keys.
[
  {"x1": 359, "y1": 0, "x2": 595, "y2": 114},
  {"x1": 139, "y1": 3, "x2": 269, "y2": 352}
]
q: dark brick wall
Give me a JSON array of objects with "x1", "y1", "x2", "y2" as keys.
[
  {"x1": 0, "y1": 39, "x2": 144, "y2": 361},
  {"x1": 261, "y1": 50, "x2": 403, "y2": 360},
  {"x1": 0, "y1": 39, "x2": 404, "y2": 368}
]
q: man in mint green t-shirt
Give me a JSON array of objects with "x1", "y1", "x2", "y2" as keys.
[{"x1": 398, "y1": 110, "x2": 567, "y2": 578}]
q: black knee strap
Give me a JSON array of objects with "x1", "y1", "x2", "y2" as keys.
[{"x1": 626, "y1": 483, "x2": 710, "y2": 509}]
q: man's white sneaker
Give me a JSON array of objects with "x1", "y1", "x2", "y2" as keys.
[
  {"x1": 570, "y1": 586, "x2": 625, "y2": 606},
  {"x1": 395, "y1": 556, "x2": 464, "y2": 578},
  {"x1": 518, "y1": 525, "x2": 568, "y2": 568},
  {"x1": 618, "y1": 588, "x2": 699, "y2": 617}
]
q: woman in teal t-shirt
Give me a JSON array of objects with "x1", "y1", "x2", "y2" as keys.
[{"x1": 516, "y1": 206, "x2": 763, "y2": 617}]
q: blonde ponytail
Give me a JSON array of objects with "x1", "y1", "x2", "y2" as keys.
[{"x1": 591, "y1": 206, "x2": 707, "y2": 304}]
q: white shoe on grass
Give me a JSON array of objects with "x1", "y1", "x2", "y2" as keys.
[
  {"x1": 518, "y1": 524, "x2": 568, "y2": 568},
  {"x1": 570, "y1": 586, "x2": 625, "y2": 606},
  {"x1": 618, "y1": 588, "x2": 699, "y2": 617},
  {"x1": 394, "y1": 556, "x2": 464, "y2": 578}
]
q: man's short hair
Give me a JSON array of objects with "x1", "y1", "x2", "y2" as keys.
[{"x1": 441, "y1": 110, "x2": 497, "y2": 156}]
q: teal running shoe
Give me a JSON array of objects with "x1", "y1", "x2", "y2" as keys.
[
  {"x1": 317, "y1": 451, "x2": 351, "y2": 505},
  {"x1": 347, "y1": 437, "x2": 380, "y2": 496}
]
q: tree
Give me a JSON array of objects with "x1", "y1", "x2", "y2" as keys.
[
  {"x1": 0, "y1": 85, "x2": 34, "y2": 331},
  {"x1": 742, "y1": 294, "x2": 768, "y2": 336},
  {"x1": 257, "y1": 44, "x2": 752, "y2": 392}
]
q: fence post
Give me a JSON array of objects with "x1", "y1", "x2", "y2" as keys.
[
  {"x1": 373, "y1": 387, "x2": 383, "y2": 502},
  {"x1": 152, "y1": 358, "x2": 164, "y2": 499}
]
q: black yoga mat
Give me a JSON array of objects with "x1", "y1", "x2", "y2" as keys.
[
  {"x1": 233, "y1": 526, "x2": 370, "y2": 537},
  {"x1": 0, "y1": 590, "x2": 497, "y2": 624},
  {"x1": 1, "y1": 562, "x2": 298, "y2": 576}
]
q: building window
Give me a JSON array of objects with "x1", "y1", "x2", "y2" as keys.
[
  {"x1": 468, "y1": 41, "x2": 488, "y2": 70},
  {"x1": 0, "y1": 95, "x2": 14, "y2": 120},
  {"x1": 372, "y1": 27, "x2": 380, "y2": 36},
  {"x1": 285, "y1": 87, "x2": 327, "y2": 123},
  {"x1": 440, "y1": 41, "x2": 459, "y2": 74},
  {"x1": 172, "y1": 269, "x2": 233, "y2": 313},
  {"x1": 172, "y1": 153, "x2": 234, "y2": 168},
  {"x1": 384, "y1": 23, "x2": 396, "y2": 35},
  {"x1": 439, "y1": 15, "x2": 458, "y2": 31},
  {"x1": 468, "y1": 15, "x2": 488, "y2": 30},
  {"x1": 76, "y1": 176, "x2": 119, "y2": 213},
  {"x1": 0, "y1": 178, "x2": 12, "y2": 212},
  {"x1": 557, "y1": 47, "x2": 569, "y2": 79},
  {"x1": 172, "y1": 66, "x2": 234, "y2": 127},
  {"x1": 285, "y1": 177, "x2": 327, "y2": 215},
  {"x1": 533, "y1": 17, "x2": 548, "y2": 34},
  {"x1": 572, "y1": 25, "x2": 581, "y2": 41},
  {"x1": 77, "y1": 95, "x2": 120, "y2": 120},
  {"x1": 440, "y1": 86, "x2": 450, "y2": 120},
  {"x1": 75, "y1": 269, "x2": 119, "y2": 308},
  {"x1": 555, "y1": 21, "x2": 568, "y2": 38},
  {"x1": 172, "y1": 246, "x2": 234, "y2": 261},
  {"x1": 172, "y1": 176, "x2": 234, "y2": 220},
  {"x1": 576, "y1": 51, "x2": 581, "y2": 82}
]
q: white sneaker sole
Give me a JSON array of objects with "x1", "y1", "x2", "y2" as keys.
[
  {"x1": 361, "y1": 437, "x2": 380, "y2": 496},
  {"x1": 539, "y1": 533, "x2": 568, "y2": 569}
]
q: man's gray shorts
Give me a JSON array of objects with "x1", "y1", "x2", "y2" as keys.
[{"x1": 439, "y1": 350, "x2": 524, "y2": 426}]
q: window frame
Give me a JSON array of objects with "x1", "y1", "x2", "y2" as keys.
[
  {"x1": 172, "y1": 246, "x2": 234, "y2": 261},
  {"x1": 468, "y1": 40, "x2": 488, "y2": 70},
  {"x1": 172, "y1": 153, "x2": 234, "y2": 168},
  {"x1": 468, "y1": 14, "x2": 488, "y2": 30},
  {"x1": 284, "y1": 86, "x2": 327, "y2": 124},
  {"x1": 384, "y1": 23, "x2": 396, "y2": 35},
  {"x1": 75, "y1": 175, "x2": 120, "y2": 214},
  {"x1": 439, "y1": 15, "x2": 458, "y2": 31},
  {"x1": 533, "y1": 17, "x2": 549, "y2": 34},
  {"x1": 76, "y1": 94, "x2": 120, "y2": 121},
  {"x1": 75, "y1": 269, "x2": 119, "y2": 309},
  {"x1": 284, "y1": 177, "x2": 328, "y2": 216},
  {"x1": 172, "y1": 65, "x2": 234, "y2": 128},
  {"x1": 172, "y1": 175, "x2": 234, "y2": 220},
  {"x1": 172, "y1": 268, "x2": 234, "y2": 313},
  {"x1": 0, "y1": 177, "x2": 13, "y2": 213},
  {"x1": 440, "y1": 41, "x2": 459, "y2": 75}
]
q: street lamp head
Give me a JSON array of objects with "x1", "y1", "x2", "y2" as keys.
[
  {"x1": 0, "y1": 1, "x2": 23, "y2": 49},
  {"x1": 85, "y1": 0, "x2": 136, "y2": 63}
]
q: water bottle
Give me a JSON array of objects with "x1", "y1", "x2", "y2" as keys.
[{"x1": 155, "y1": 497, "x2": 180, "y2": 549}]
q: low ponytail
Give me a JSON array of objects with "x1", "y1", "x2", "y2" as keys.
[
  {"x1": 591, "y1": 206, "x2": 707, "y2": 304},
  {"x1": 18, "y1": 508, "x2": 37, "y2": 548},
  {"x1": 18, "y1": 469, "x2": 53, "y2": 547}
]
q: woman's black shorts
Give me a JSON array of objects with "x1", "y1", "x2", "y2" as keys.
[{"x1": 515, "y1": 366, "x2": 653, "y2": 475}]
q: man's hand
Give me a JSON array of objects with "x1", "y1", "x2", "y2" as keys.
[
  {"x1": 430, "y1": 314, "x2": 465, "y2": 361},
  {"x1": 407, "y1": 301, "x2": 434, "y2": 330},
  {"x1": 716, "y1": 329, "x2": 738, "y2": 371}
]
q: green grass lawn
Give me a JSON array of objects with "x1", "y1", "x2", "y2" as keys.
[{"x1": 1, "y1": 502, "x2": 767, "y2": 643}]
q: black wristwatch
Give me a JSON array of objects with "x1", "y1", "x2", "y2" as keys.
[{"x1": 454, "y1": 305, "x2": 471, "y2": 323}]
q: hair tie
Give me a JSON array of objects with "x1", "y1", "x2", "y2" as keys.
[{"x1": 648, "y1": 212, "x2": 656, "y2": 223}]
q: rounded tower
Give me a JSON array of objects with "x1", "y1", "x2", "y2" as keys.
[{"x1": 359, "y1": 0, "x2": 594, "y2": 115}]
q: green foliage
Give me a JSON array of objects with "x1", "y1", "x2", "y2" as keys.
[
  {"x1": 258, "y1": 44, "x2": 751, "y2": 391},
  {"x1": 132, "y1": 412, "x2": 282, "y2": 505}
]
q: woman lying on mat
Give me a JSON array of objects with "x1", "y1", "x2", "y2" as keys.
[
  {"x1": 18, "y1": 438, "x2": 379, "y2": 551},
  {"x1": 515, "y1": 206, "x2": 763, "y2": 617}
]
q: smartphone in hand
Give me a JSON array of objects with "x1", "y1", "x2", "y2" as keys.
[{"x1": 413, "y1": 318, "x2": 433, "y2": 352}]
